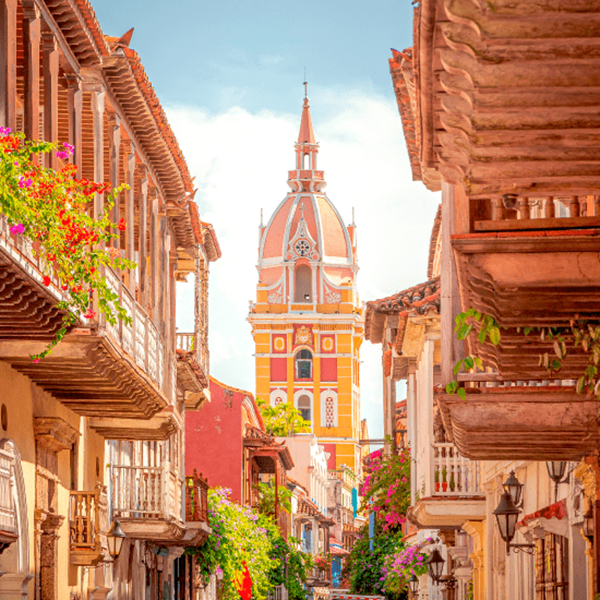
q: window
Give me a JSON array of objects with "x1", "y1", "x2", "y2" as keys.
[
  {"x1": 294, "y1": 265, "x2": 312, "y2": 302},
  {"x1": 297, "y1": 394, "x2": 311, "y2": 422},
  {"x1": 295, "y1": 350, "x2": 312, "y2": 380}
]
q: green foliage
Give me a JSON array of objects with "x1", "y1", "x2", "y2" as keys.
[
  {"x1": 255, "y1": 480, "x2": 292, "y2": 515},
  {"x1": 257, "y1": 399, "x2": 311, "y2": 436},
  {"x1": 187, "y1": 488, "x2": 311, "y2": 600},
  {"x1": 347, "y1": 522, "x2": 406, "y2": 599},
  {"x1": 0, "y1": 131, "x2": 134, "y2": 360}
]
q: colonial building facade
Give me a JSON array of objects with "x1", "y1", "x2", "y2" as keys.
[{"x1": 248, "y1": 93, "x2": 364, "y2": 473}]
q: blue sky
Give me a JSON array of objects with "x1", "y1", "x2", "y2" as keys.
[{"x1": 92, "y1": 0, "x2": 439, "y2": 438}]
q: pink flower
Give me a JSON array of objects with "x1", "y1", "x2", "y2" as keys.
[
  {"x1": 0, "y1": 127, "x2": 11, "y2": 136},
  {"x1": 9, "y1": 223, "x2": 24, "y2": 235},
  {"x1": 56, "y1": 142, "x2": 74, "y2": 161},
  {"x1": 83, "y1": 309, "x2": 96, "y2": 319},
  {"x1": 18, "y1": 176, "x2": 32, "y2": 189}
]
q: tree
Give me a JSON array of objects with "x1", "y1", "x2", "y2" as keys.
[{"x1": 257, "y1": 399, "x2": 311, "y2": 437}]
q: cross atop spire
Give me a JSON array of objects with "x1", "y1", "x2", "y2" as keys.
[{"x1": 298, "y1": 84, "x2": 316, "y2": 145}]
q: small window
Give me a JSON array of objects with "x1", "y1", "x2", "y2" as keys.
[
  {"x1": 298, "y1": 394, "x2": 311, "y2": 422},
  {"x1": 296, "y1": 350, "x2": 312, "y2": 380}
]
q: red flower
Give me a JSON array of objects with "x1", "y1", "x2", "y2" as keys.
[
  {"x1": 118, "y1": 218, "x2": 126, "y2": 231},
  {"x1": 83, "y1": 309, "x2": 96, "y2": 319},
  {"x1": 42, "y1": 275, "x2": 51, "y2": 286}
]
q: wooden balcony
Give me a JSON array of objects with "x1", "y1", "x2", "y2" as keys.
[
  {"x1": 185, "y1": 471, "x2": 208, "y2": 523},
  {"x1": 0, "y1": 218, "x2": 172, "y2": 418},
  {"x1": 437, "y1": 383, "x2": 600, "y2": 461},
  {"x1": 176, "y1": 333, "x2": 209, "y2": 410},
  {"x1": 111, "y1": 464, "x2": 185, "y2": 541},
  {"x1": 69, "y1": 487, "x2": 108, "y2": 566},
  {"x1": 409, "y1": 443, "x2": 485, "y2": 529}
]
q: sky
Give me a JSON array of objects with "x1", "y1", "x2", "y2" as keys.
[{"x1": 91, "y1": 0, "x2": 440, "y2": 438}]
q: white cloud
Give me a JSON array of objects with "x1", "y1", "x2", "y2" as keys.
[{"x1": 169, "y1": 90, "x2": 439, "y2": 438}]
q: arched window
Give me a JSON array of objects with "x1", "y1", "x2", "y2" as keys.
[
  {"x1": 295, "y1": 265, "x2": 312, "y2": 302},
  {"x1": 295, "y1": 350, "x2": 312, "y2": 380},
  {"x1": 303, "y1": 153, "x2": 310, "y2": 169},
  {"x1": 297, "y1": 394, "x2": 311, "y2": 422}
]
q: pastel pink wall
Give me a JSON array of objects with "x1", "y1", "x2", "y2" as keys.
[{"x1": 185, "y1": 379, "x2": 244, "y2": 502}]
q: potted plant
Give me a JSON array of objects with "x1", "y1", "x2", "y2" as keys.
[
  {"x1": 449, "y1": 473, "x2": 456, "y2": 492},
  {"x1": 441, "y1": 467, "x2": 448, "y2": 492},
  {"x1": 435, "y1": 470, "x2": 440, "y2": 492}
]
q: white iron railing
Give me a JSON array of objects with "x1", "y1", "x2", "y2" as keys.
[
  {"x1": 111, "y1": 464, "x2": 182, "y2": 521},
  {"x1": 431, "y1": 443, "x2": 480, "y2": 496}
]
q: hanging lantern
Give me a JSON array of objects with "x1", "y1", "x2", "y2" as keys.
[
  {"x1": 106, "y1": 520, "x2": 126, "y2": 560},
  {"x1": 502, "y1": 470, "x2": 524, "y2": 507},
  {"x1": 425, "y1": 548, "x2": 445, "y2": 582},
  {"x1": 583, "y1": 505, "x2": 594, "y2": 542},
  {"x1": 408, "y1": 573, "x2": 419, "y2": 595},
  {"x1": 493, "y1": 492, "x2": 520, "y2": 552},
  {"x1": 546, "y1": 461, "x2": 568, "y2": 484}
]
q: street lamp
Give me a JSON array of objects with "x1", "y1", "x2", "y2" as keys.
[
  {"x1": 502, "y1": 470, "x2": 524, "y2": 508},
  {"x1": 583, "y1": 505, "x2": 594, "y2": 543},
  {"x1": 425, "y1": 548, "x2": 445, "y2": 583},
  {"x1": 106, "y1": 520, "x2": 126, "y2": 561},
  {"x1": 493, "y1": 492, "x2": 534, "y2": 555},
  {"x1": 546, "y1": 461, "x2": 569, "y2": 501},
  {"x1": 408, "y1": 573, "x2": 419, "y2": 596}
]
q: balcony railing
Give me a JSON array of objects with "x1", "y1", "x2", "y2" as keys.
[
  {"x1": 104, "y1": 267, "x2": 166, "y2": 393},
  {"x1": 69, "y1": 487, "x2": 108, "y2": 565},
  {"x1": 0, "y1": 448, "x2": 16, "y2": 537},
  {"x1": 473, "y1": 195, "x2": 600, "y2": 234},
  {"x1": 185, "y1": 471, "x2": 209, "y2": 522},
  {"x1": 431, "y1": 443, "x2": 480, "y2": 496},
  {"x1": 176, "y1": 332, "x2": 209, "y2": 374},
  {"x1": 111, "y1": 464, "x2": 182, "y2": 521}
]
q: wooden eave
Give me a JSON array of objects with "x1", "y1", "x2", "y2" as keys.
[
  {"x1": 44, "y1": 0, "x2": 108, "y2": 67},
  {"x1": 416, "y1": 0, "x2": 600, "y2": 197},
  {"x1": 0, "y1": 331, "x2": 167, "y2": 418},
  {"x1": 176, "y1": 351, "x2": 209, "y2": 409},
  {"x1": 437, "y1": 386, "x2": 600, "y2": 460},
  {"x1": 102, "y1": 50, "x2": 190, "y2": 203},
  {"x1": 89, "y1": 408, "x2": 181, "y2": 441}
]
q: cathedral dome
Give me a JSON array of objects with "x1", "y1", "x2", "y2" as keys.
[{"x1": 255, "y1": 92, "x2": 358, "y2": 305}]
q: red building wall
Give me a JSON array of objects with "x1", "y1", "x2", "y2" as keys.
[{"x1": 185, "y1": 379, "x2": 245, "y2": 502}]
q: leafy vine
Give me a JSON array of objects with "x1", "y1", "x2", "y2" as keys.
[{"x1": 0, "y1": 130, "x2": 134, "y2": 360}]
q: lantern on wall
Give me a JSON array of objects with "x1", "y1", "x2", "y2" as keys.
[
  {"x1": 502, "y1": 470, "x2": 524, "y2": 508},
  {"x1": 408, "y1": 573, "x2": 419, "y2": 596},
  {"x1": 425, "y1": 548, "x2": 445, "y2": 583},
  {"x1": 493, "y1": 492, "x2": 534, "y2": 555},
  {"x1": 546, "y1": 461, "x2": 570, "y2": 501},
  {"x1": 106, "y1": 520, "x2": 126, "y2": 560}
]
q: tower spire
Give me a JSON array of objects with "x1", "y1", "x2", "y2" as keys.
[{"x1": 298, "y1": 83, "x2": 316, "y2": 145}]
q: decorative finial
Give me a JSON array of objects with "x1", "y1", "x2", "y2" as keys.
[
  {"x1": 303, "y1": 69, "x2": 308, "y2": 100},
  {"x1": 352, "y1": 207, "x2": 355, "y2": 225},
  {"x1": 260, "y1": 208, "x2": 263, "y2": 227}
]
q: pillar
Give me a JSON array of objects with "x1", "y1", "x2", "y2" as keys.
[
  {"x1": 0, "y1": 0, "x2": 17, "y2": 131},
  {"x1": 22, "y1": 1, "x2": 40, "y2": 142},
  {"x1": 42, "y1": 31, "x2": 59, "y2": 169},
  {"x1": 107, "y1": 111, "x2": 121, "y2": 230},
  {"x1": 65, "y1": 74, "x2": 82, "y2": 175},
  {"x1": 139, "y1": 174, "x2": 148, "y2": 308}
]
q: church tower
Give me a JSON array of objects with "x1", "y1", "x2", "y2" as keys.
[{"x1": 248, "y1": 90, "x2": 364, "y2": 472}]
